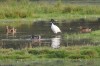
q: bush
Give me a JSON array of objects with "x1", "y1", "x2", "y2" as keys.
[
  {"x1": 28, "y1": 49, "x2": 41, "y2": 55},
  {"x1": 15, "y1": 55, "x2": 31, "y2": 59},
  {"x1": 28, "y1": 49, "x2": 50, "y2": 55},
  {"x1": 0, "y1": 49, "x2": 13, "y2": 54},
  {"x1": 28, "y1": 49, "x2": 69, "y2": 58},
  {"x1": 14, "y1": 51, "x2": 26, "y2": 55},
  {"x1": 46, "y1": 50, "x2": 68, "y2": 58},
  {"x1": 94, "y1": 46, "x2": 100, "y2": 57},
  {"x1": 80, "y1": 49, "x2": 98, "y2": 58},
  {"x1": 68, "y1": 54, "x2": 89, "y2": 59}
]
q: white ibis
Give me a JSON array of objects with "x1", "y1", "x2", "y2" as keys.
[{"x1": 50, "y1": 19, "x2": 61, "y2": 34}]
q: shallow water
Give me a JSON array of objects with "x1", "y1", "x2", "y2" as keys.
[{"x1": 0, "y1": 19, "x2": 100, "y2": 49}]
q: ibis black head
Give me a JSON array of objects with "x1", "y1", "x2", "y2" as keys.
[
  {"x1": 50, "y1": 19, "x2": 55, "y2": 22},
  {"x1": 50, "y1": 19, "x2": 56, "y2": 24}
]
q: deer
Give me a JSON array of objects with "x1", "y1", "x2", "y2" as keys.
[
  {"x1": 6, "y1": 26, "x2": 16, "y2": 36},
  {"x1": 79, "y1": 26, "x2": 91, "y2": 33}
]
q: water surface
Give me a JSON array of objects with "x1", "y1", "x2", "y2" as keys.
[{"x1": 0, "y1": 19, "x2": 100, "y2": 49}]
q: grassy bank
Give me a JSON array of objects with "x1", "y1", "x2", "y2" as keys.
[
  {"x1": 0, "y1": 1, "x2": 100, "y2": 20},
  {"x1": 0, "y1": 46, "x2": 100, "y2": 60}
]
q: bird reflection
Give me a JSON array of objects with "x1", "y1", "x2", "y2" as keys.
[{"x1": 51, "y1": 35, "x2": 61, "y2": 49}]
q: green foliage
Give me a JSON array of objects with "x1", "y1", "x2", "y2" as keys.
[
  {"x1": 80, "y1": 49, "x2": 99, "y2": 58},
  {"x1": 0, "y1": 54, "x2": 31, "y2": 59},
  {"x1": 46, "y1": 50, "x2": 68, "y2": 58},
  {"x1": 0, "y1": 46, "x2": 100, "y2": 60},
  {"x1": 14, "y1": 51, "x2": 26, "y2": 55},
  {"x1": 14, "y1": 54, "x2": 31, "y2": 59},
  {"x1": 28, "y1": 49, "x2": 68, "y2": 58},
  {"x1": 68, "y1": 54, "x2": 88, "y2": 59},
  {"x1": 0, "y1": 48, "x2": 13, "y2": 54},
  {"x1": 94, "y1": 46, "x2": 100, "y2": 57},
  {"x1": 0, "y1": 1, "x2": 100, "y2": 19},
  {"x1": 28, "y1": 49, "x2": 50, "y2": 55}
]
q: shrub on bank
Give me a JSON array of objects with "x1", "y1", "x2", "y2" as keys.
[
  {"x1": 0, "y1": 46, "x2": 100, "y2": 59},
  {"x1": 80, "y1": 49, "x2": 99, "y2": 58}
]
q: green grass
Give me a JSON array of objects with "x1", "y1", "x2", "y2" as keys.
[
  {"x1": 63, "y1": 30, "x2": 100, "y2": 43},
  {"x1": 0, "y1": 1, "x2": 100, "y2": 20},
  {"x1": 0, "y1": 59, "x2": 100, "y2": 66},
  {"x1": 0, "y1": 46, "x2": 100, "y2": 60}
]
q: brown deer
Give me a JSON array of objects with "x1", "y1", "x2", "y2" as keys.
[
  {"x1": 79, "y1": 26, "x2": 91, "y2": 33},
  {"x1": 6, "y1": 26, "x2": 16, "y2": 36}
]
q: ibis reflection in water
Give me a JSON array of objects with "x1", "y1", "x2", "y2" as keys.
[{"x1": 51, "y1": 35, "x2": 61, "y2": 49}]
